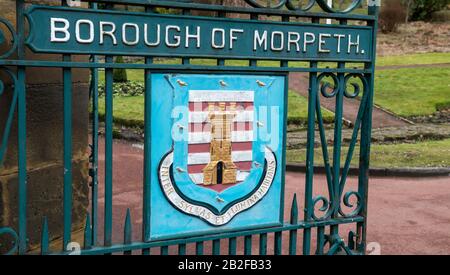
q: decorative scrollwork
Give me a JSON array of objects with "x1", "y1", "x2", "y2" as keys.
[
  {"x1": 0, "y1": 67, "x2": 18, "y2": 166},
  {"x1": 326, "y1": 233, "x2": 356, "y2": 255},
  {"x1": 317, "y1": 72, "x2": 340, "y2": 98},
  {"x1": 244, "y1": 0, "x2": 364, "y2": 13},
  {"x1": 315, "y1": 0, "x2": 363, "y2": 14},
  {"x1": 343, "y1": 73, "x2": 367, "y2": 98},
  {"x1": 337, "y1": 73, "x2": 367, "y2": 218},
  {"x1": 0, "y1": 18, "x2": 18, "y2": 60},
  {"x1": 0, "y1": 227, "x2": 19, "y2": 255},
  {"x1": 311, "y1": 195, "x2": 333, "y2": 221},
  {"x1": 338, "y1": 190, "x2": 363, "y2": 218}
]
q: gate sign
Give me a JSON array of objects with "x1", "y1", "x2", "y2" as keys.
[
  {"x1": 26, "y1": 5, "x2": 372, "y2": 61},
  {"x1": 150, "y1": 74, "x2": 286, "y2": 239}
]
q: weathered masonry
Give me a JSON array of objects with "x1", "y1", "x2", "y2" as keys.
[{"x1": 0, "y1": 0, "x2": 379, "y2": 255}]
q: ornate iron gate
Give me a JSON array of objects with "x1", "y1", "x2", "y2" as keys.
[{"x1": 0, "y1": 0, "x2": 379, "y2": 255}]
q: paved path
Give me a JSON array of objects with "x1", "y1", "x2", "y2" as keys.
[
  {"x1": 93, "y1": 138, "x2": 450, "y2": 255},
  {"x1": 288, "y1": 73, "x2": 410, "y2": 128},
  {"x1": 377, "y1": 63, "x2": 450, "y2": 70}
]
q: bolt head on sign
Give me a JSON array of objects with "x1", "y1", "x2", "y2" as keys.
[{"x1": 150, "y1": 74, "x2": 287, "y2": 240}]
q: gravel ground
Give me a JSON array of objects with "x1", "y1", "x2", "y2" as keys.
[
  {"x1": 287, "y1": 123, "x2": 450, "y2": 149},
  {"x1": 377, "y1": 22, "x2": 450, "y2": 56}
]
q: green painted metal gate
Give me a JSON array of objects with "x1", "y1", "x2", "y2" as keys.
[{"x1": 0, "y1": 0, "x2": 379, "y2": 255}]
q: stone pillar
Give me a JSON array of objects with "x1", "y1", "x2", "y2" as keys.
[{"x1": 0, "y1": 0, "x2": 89, "y2": 253}]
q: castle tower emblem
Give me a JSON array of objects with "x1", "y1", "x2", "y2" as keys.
[{"x1": 202, "y1": 102, "x2": 237, "y2": 185}]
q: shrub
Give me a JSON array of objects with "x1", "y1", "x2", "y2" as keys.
[
  {"x1": 409, "y1": 0, "x2": 450, "y2": 21},
  {"x1": 379, "y1": 0, "x2": 407, "y2": 33},
  {"x1": 113, "y1": 56, "x2": 128, "y2": 83},
  {"x1": 98, "y1": 81, "x2": 144, "y2": 97},
  {"x1": 431, "y1": 10, "x2": 450, "y2": 22}
]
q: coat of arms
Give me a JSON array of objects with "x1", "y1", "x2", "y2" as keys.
[
  {"x1": 187, "y1": 92, "x2": 254, "y2": 191},
  {"x1": 151, "y1": 74, "x2": 286, "y2": 239}
]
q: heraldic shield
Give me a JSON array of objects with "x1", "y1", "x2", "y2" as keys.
[{"x1": 150, "y1": 74, "x2": 287, "y2": 240}]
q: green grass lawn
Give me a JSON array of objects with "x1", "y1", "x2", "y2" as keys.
[
  {"x1": 288, "y1": 91, "x2": 334, "y2": 124},
  {"x1": 376, "y1": 53, "x2": 450, "y2": 67},
  {"x1": 286, "y1": 139, "x2": 450, "y2": 168},
  {"x1": 98, "y1": 96, "x2": 146, "y2": 128},
  {"x1": 97, "y1": 91, "x2": 334, "y2": 128},
  {"x1": 374, "y1": 66, "x2": 450, "y2": 117}
]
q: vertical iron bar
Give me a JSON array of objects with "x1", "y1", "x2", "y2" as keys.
[
  {"x1": 161, "y1": 246, "x2": 169, "y2": 255},
  {"x1": 259, "y1": 233, "x2": 267, "y2": 255},
  {"x1": 316, "y1": 97, "x2": 334, "y2": 200},
  {"x1": 104, "y1": 55, "x2": 114, "y2": 247},
  {"x1": 228, "y1": 237, "x2": 237, "y2": 255},
  {"x1": 61, "y1": 0, "x2": 73, "y2": 252},
  {"x1": 196, "y1": 242, "x2": 204, "y2": 255},
  {"x1": 17, "y1": 68, "x2": 26, "y2": 254},
  {"x1": 178, "y1": 244, "x2": 186, "y2": 255},
  {"x1": 274, "y1": 232, "x2": 282, "y2": 255},
  {"x1": 330, "y1": 19, "x2": 348, "y2": 241},
  {"x1": 16, "y1": 0, "x2": 27, "y2": 255},
  {"x1": 212, "y1": 239, "x2": 221, "y2": 255},
  {"x1": 303, "y1": 16, "x2": 319, "y2": 253},
  {"x1": 89, "y1": 1, "x2": 99, "y2": 247},
  {"x1": 315, "y1": 226, "x2": 325, "y2": 255},
  {"x1": 358, "y1": 6, "x2": 379, "y2": 254},
  {"x1": 40, "y1": 217, "x2": 49, "y2": 255},
  {"x1": 84, "y1": 214, "x2": 92, "y2": 250},
  {"x1": 289, "y1": 194, "x2": 298, "y2": 255},
  {"x1": 124, "y1": 209, "x2": 132, "y2": 255},
  {"x1": 275, "y1": 22, "x2": 290, "y2": 236},
  {"x1": 244, "y1": 235, "x2": 252, "y2": 255},
  {"x1": 62, "y1": 52, "x2": 73, "y2": 252},
  {"x1": 142, "y1": 5, "x2": 155, "y2": 256}
]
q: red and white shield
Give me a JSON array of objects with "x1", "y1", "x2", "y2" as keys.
[{"x1": 187, "y1": 90, "x2": 254, "y2": 192}]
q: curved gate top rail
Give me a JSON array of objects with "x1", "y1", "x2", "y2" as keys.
[
  {"x1": 0, "y1": 0, "x2": 379, "y2": 255},
  {"x1": 85, "y1": 0, "x2": 365, "y2": 12},
  {"x1": 82, "y1": 0, "x2": 376, "y2": 18}
]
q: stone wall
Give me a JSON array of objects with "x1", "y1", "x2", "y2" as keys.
[{"x1": 0, "y1": 0, "x2": 90, "y2": 253}]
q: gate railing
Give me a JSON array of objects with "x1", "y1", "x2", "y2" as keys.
[{"x1": 0, "y1": 0, "x2": 378, "y2": 255}]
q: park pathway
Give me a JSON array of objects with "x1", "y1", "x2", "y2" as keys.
[
  {"x1": 288, "y1": 63, "x2": 450, "y2": 128},
  {"x1": 288, "y1": 73, "x2": 410, "y2": 128},
  {"x1": 93, "y1": 138, "x2": 450, "y2": 255},
  {"x1": 377, "y1": 62, "x2": 450, "y2": 70}
]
